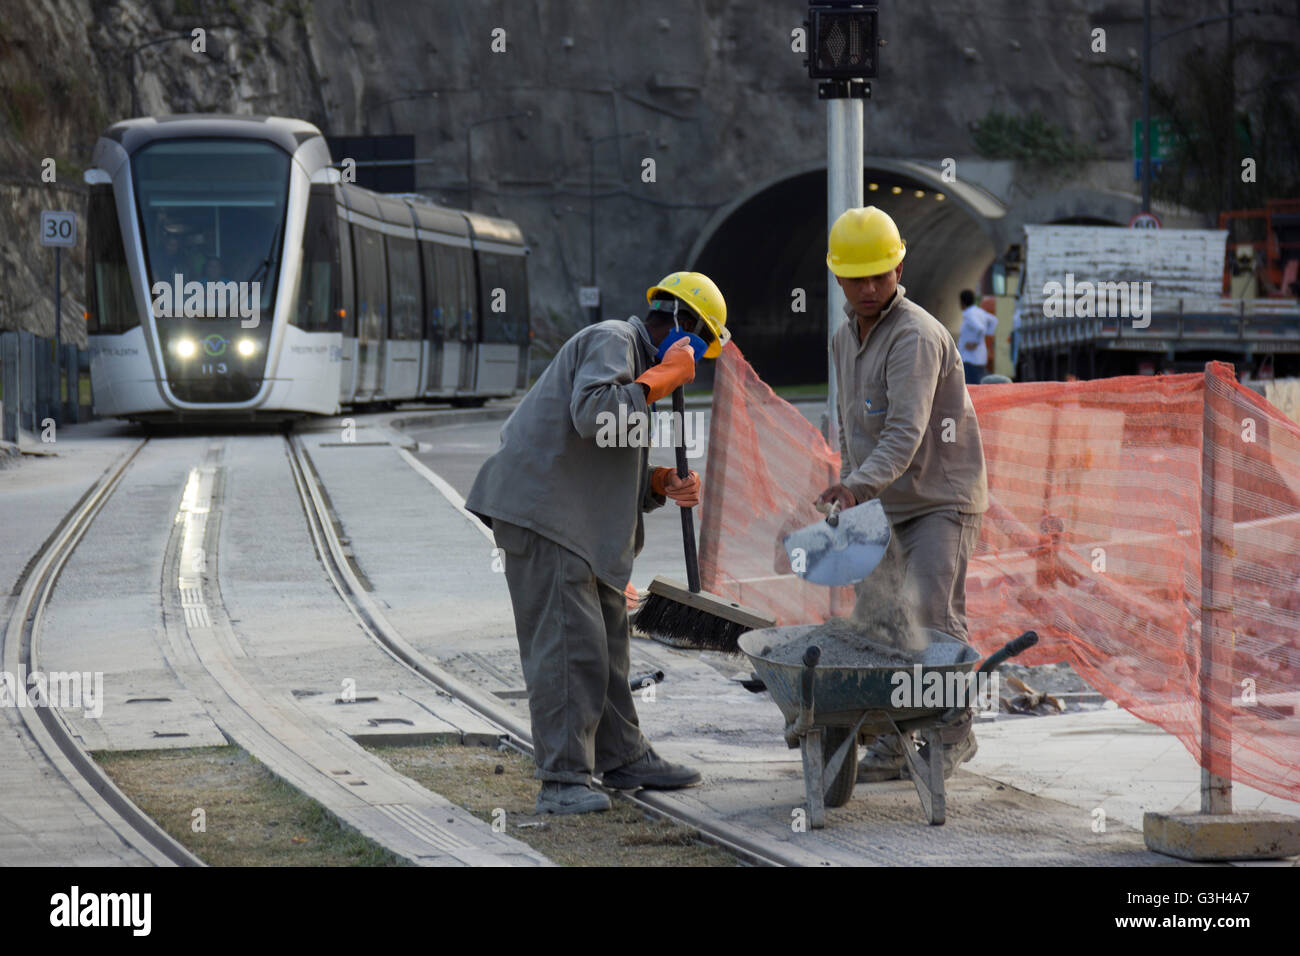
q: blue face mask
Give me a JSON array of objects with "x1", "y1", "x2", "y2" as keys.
[
  {"x1": 651, "y1": 298, "x2": 707, "y2": 362},
  {"x1": 656, "y1": 325, "x2": 707, "y2": 363}
]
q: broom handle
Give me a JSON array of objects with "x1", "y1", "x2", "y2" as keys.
[{"x1": 672, "y1": 386, "x2": 702, "y2": 594}]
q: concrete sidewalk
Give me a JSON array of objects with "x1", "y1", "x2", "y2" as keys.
[{"x1": 971, "y1": 707, "x2": 1300, "y2": 846}]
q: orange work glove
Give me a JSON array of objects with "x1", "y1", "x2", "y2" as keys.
[
  {"x1": 634, "y1": 338, "x2": 696, "y2": 404},
  {"x1": 652, "y1": 467, "x2": 701, "y2": 507}
]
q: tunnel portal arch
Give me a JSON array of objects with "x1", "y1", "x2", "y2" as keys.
[
  {"x1": 687, "y1": 163, "x2": 1137, "y2": 386},
  {"x1": 686, "y1": 160, "x2": 1006, "y2": 386}
]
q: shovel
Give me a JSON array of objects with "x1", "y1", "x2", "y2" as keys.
[{"x1": 783, "y1": 498, "x2": 891, "y2": 587}]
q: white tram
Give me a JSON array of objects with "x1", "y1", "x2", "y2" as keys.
[{"x1": 84, "y1": 115, "x2": 529, "y2": 421}]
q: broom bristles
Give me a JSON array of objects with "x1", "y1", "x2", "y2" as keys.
[{"x1": 632, "y1": 577, "x2": 774, "y2": 655}]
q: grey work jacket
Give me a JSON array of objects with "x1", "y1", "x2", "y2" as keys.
[
  {"x1": 833, "y1": 285, "x2": 989, "y2": 521},
  {"x1": 466, "y1": 316, "x2": 666, "y2": 589}
]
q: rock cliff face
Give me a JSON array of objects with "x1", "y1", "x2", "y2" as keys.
[{"x1": 1, "y1": 1, "x2": 1292, "y2": 369}]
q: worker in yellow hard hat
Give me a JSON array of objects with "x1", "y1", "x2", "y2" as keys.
[
  {"x1": 466, "y1": 271, "x2": 728, "y2": 814},
  {"x1": 818, "y1": 206, "x2": 990, "y2": 784}
]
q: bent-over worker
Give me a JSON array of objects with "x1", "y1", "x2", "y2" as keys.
[
  {"x1": 817, "y1": 206, "x2": 990, "y2": 783},
  {"x1": 466, "y1": 272, "x2": 730, "y2": 814}
]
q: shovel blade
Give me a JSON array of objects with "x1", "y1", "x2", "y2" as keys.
[{"x1": 783, "y1": 499, "x2": 891, "y2": 587}]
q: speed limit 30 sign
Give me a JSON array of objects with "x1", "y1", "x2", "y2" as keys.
[{"x1": 41, "y1": 210, "x2": 77, "y2": 247}]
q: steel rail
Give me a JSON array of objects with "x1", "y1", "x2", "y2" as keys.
[
  {"x1": 2, "y1": 438, "x2": 204, "y2": 867},
  {"x1": 284, "y1": 433, "x2": 793, "y2": 867}
]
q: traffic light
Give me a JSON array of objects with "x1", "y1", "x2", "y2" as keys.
[{"x1": 806, "y1": 2, "x2": 879, "y2": 80}]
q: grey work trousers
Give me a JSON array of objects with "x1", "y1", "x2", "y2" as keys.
[
  {"x1": 492, "y1": 519, "x2": 650, "y2": 784},
  {"x1": 853, "y1": 509, "x2": 983, "y2": 645}
]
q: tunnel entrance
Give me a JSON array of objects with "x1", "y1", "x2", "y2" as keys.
[{"x1": 690, "y1": 166, "x2": 1000, "y2": 387}]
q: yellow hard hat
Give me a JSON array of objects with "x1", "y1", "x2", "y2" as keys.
[
  {"x1": 645, "y1": 271, "x2": 730, "y2": 359},
  {"x1": 826, "y1": 206, "x2": 907, "y2": 277}
]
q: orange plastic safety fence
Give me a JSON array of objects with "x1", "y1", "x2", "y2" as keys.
[{"x1": 699, "y1": 343, "x2": 1300, "y2": 802}]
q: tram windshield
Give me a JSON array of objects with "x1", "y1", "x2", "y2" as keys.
[{"x1": 132, "y1": 139, "x2": 290, "y2": 318}]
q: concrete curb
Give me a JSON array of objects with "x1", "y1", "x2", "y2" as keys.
[{"x1": 388, "y1": 404, "x2": 517, "y2": 432}]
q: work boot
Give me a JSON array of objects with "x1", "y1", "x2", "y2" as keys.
[
  {"x1": 857, "y1": 733, "x2": 908, "y2": 782},
  {"x1": 601, "y1": 747, "x2": 701, "y2": 790},
  {"x1": 535, "y1": 782, "x2": 611, "y2": 815},
  {"x1": 917, "y1": 727, "x2": 979, "y2": 780}
]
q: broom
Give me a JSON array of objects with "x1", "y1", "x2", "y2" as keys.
[{"x1": 633, "y1": 385, "x2": 774, "y2": 654}]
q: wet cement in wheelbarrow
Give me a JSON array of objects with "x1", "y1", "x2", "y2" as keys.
[{"x1": 761, "y1": 618, "x2": 923, "y2": 668}]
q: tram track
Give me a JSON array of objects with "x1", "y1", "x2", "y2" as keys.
[
  {"x1": 4, "y1": 418, "x2": 795, "y2": 867},
  {"x1": 285, "y1": 432, "x2": 794, "y2": 867},
  {"x1": 2, "y1": 438, "x2": 201, "y2": 866}
]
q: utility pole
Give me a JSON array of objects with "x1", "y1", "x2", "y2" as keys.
[
  {"x1": 825, "y1": 98, "x2": 864, "y2": 451},
  {"x1": 1142, "y1": 0, "x2": 1152, "y2": 213},
  {"x1": 806, "y1": 2, "x2": 878, "y2": 450}
]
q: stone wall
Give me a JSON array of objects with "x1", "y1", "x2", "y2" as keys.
[{"x1": 2, "y1": 0, "x2": 1293, "y2": 372}]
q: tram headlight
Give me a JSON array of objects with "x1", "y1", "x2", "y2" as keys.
[
  {"x1": 237, "y1": 338, "x2": 256, "y2": 357},
  {"x1": 175, "y1": 338, "x2": 196, "y2": 359}
]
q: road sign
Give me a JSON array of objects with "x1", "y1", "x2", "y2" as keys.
[
  {"x1": 1132, "y1": 117, "x2": 1178, "y2": 180},
  {"x1": 1129, "y1": 211, "x2": 1161, "y2": 229},
  {"x1": 578, "y1": 286, "x2": 600, "y2": 308},
  {"x1": 40, "y1": 210, "x2": 77, "y2": 247}
]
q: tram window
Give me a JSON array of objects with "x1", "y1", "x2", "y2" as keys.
[
  {"x1": 479, "y1": 252, "x2": 528, "y2": 345},
  {"x1": 501, "y1": 255, "x2": 530, "y2": 345},
  {"x1": 433, "y1": 244, "x2": 473, "y2": 340},
  {"x1": 352, "y1": 224, "x2": 386, "y2": 341},
  {"x1": 291, "y1": 187, "x2": 340, "y2": 332},
  {"x1": 477, "y1": 253, "x2": 505, "y2": 343},
  {"x1": 456, "y1": 247, "x2": 478, "y2": 340},
  {"x1": 85, "y1": 185, "x2": 138, "y2": 334},
  {"x1": 131, "y1": 138, "x2": 288, "y2": 320},
  {"x1": 385, "y1": 236, "x2": 421, "y2": 341},
  {"x1": 420, "y1": 242, "x2": 442, "y2": 340}
]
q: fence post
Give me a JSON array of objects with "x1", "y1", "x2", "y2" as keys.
[
  {"x1": 36, "y1": 337, "x2": 54, "y2": 431},
  {"x1": 19, "y1": 331, "x2": 35, "y2": 434},
  {"x1": 1199, "y1": 363, "x2": 1234, "y2": 813},
  {"x1": 61, "y1": 344, "x2": 78, "y2": 423},
  {"x1": 1, "y1": 331, "x2": 17, "y2": 443},
  {"x1": 1142, "y1": 362, "x2": 1300, "y2": 859}
]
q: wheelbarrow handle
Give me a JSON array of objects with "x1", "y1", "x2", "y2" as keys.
[
  {"x1": 977, "y1": 630, "x2": 1038, "y2": 674},
  {"x1": 939, "y1": 631, "x2": 1039, "y2": 725},
  {"x1": 793, "y1": 645, "x2": 821, "y2": 735}
]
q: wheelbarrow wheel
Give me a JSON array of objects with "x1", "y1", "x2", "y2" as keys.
[{"x1": 822, "y1": 727, "x2": 857, "y2": 808}]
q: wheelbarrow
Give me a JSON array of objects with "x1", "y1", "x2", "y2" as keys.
[{"x1": 737, "y1": 627, "x2": 1038, "y2": 828}]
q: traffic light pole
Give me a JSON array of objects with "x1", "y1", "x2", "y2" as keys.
[
  {"x1": 824, "y1": 85, "x2": 865, "y2": 452},
  {"x1": 805, "y1": 2, "x2": 879, "y2": 449}
]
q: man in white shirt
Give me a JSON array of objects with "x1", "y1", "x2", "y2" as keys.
[{"x1": 957, "y1": 290, "x2": 998, "y2": 385}]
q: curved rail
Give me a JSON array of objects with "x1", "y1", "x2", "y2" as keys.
[
  {"x1": 2, "y1": 439, "x2": 203, "y2": 867},
  {"x1": 284, "y1": 433, "x2": 792, "y2": 867}
]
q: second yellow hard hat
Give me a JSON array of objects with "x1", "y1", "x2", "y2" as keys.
[{"x1": 826, "y1": 206, "x2": 907, "y2": 278}]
